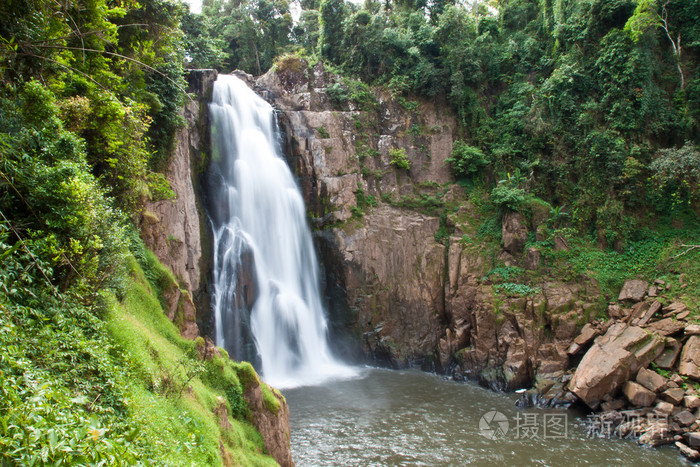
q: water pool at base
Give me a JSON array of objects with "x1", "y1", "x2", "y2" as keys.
[{"x1": 284, "y1": 368, "x2": 686, "y2": 466}]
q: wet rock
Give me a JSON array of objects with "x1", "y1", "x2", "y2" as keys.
[
  {"x1": 568, "y1": 323, "x2": 664, "y2": 408},
  {"x1": 654, "y1": 338, "x2": 682, "y2": 369},
  {"x1": 638, "y1": 421, "x2": 673, "y2": 446},
  {"x1": 636, "y1": 367, "x2": 668, "y2": 393},
  {"x1": 680, "y1": 336, "x2": 700, "y2": 381},
  {"x1": 676, "y1": 442, "x2": 700, "y2": 462},
  {"x1": 623, "y1": 381, "x2": 656, "y2": 407},
  {"x1": 601, "y1": 399, "x2": 626, "y2": 411},
  {"x1": 618, "y1": 280, "x2": 648, "y2": 302},
  {"x1": 502, "y1": 211, "x2": 528, "y2": 255},
  {"x1": 687, "y1": 432, "x2": 700, "y2": 448}
]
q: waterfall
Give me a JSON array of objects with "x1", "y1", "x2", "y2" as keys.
[{"x1": 207, "y1": 74, "x2": 355, "y2": 388}]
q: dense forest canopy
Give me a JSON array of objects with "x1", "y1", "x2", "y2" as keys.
[{"x1": 190, "y1": 0, "x2": 700, "y2": 243}]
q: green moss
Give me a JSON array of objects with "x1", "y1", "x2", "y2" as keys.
[{"x1": 261, "y1": 382, "x2": 282, "y2": 415}]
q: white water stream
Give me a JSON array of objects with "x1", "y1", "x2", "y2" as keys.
[{"x1": 208, "y1": 74, "x2": 355, "y2": 388}]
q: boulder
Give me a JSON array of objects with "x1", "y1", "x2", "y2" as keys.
[
  {"x1": 567, "y1": 323, "x2": 599, "y2": 355},
  {"x1": 568, "y1": 323, "x2": 665, "y2": 408},
  {"x1": 638, "y1": 421, "x2": 673, "y2": 446},
  {"x1": 680, "y1": 336, "x2": 700, "y2": 381},
  {"x1": 618, "y1": 280, "x2": 648, "y2": 302},
  {"x1": 675, "y1": 411, "x2": 697, "y2": 427},
  {"x1": 636, "y1": 301, "x2": 662, "y2": 327},
  {"x1": 654, "y1": 338, "x2": 681, "y2": 369},
  {"x1": 502, "y1": 211, "x2": 528, "y2": 255},
  {"x1": 686, "y1": 325, "x2": 700, "y2": 336},
  {"x1": 623, "y1": 381, "x2": 656, "y2": 407},
  {"x1": 686, "y1": 396, "x2": 700, "y2": 409},
  {"x1": 687, "y1": 432, "x2": 700, "y2": 448},
  {"x1": 676, "y1": 442, "x2": 700, "y2": 462},
  {"x1": 655, "y1": 401, "x2": 675, "y2": 417},
  {"x1": 636, "y1": 367, "x2": 667, "y2": 393},
  {"x1": 661, "y1": 387, "x2": 686, "y2": 405},
  {"x1": 645, "y1": 318, "x2": 685, "y2": 336}
]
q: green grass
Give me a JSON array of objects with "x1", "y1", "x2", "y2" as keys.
[{"x1": 104, "y1": 256, "x2": 278, "y2": 466}]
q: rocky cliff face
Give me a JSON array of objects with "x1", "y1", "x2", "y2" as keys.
[
  {"x1": 252, "y1": 58, "x2": 602, "y2": 390},
  {"x1": 140, "y1": 69, "x2": 217, "y2": 339}
]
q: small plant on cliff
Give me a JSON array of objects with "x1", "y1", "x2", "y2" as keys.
[{"x1": 389, "y1": 148, "x2": 411, "y2": 170}]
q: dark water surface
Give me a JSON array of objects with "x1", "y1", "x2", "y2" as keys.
[{"x1": 284, "y1": 368, "x2": 686, "y2": 466}]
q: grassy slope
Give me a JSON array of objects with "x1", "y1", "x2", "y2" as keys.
[{"x1": 105, "y1": 254, "x2": 279, "y2": 466}]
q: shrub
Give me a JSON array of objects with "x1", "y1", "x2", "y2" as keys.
[
  {"x1": 445, "y1": 140, "x2": 489, "y2": 178},
  {"x1": 389, "y1": 148, "x2": 411, "y2": 170}
]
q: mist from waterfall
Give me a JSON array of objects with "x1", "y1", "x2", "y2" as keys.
[{"x1": 207, "y1": 74, "x2": 355, "y2": 388}]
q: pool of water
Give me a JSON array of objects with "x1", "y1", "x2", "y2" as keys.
[{"x1": 284, "y1": 368, "x2": 686, "y2": 466}]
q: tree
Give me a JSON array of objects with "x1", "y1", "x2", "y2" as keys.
[{"x1": 625, "y1": 0, "x2": 685, "y2": 89}]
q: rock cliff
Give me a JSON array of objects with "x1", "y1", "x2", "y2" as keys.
[{"x1": 254, "y1": 58, "x2": 602, "y2": 390}]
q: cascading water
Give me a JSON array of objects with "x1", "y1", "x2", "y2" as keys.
[{"x1": 207, "y1": 74, "x2": 355, "y2": 388}]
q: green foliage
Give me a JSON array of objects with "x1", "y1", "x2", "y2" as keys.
[
  {"x1": 494, "y1": 282, "x2": 541, "y2": 297},
  {"x1": 317, "y1": 126, "x2": 330, "y2": 138},
  {"x1": 445, "y1": 140, "x2": 489, "y2": 178},
  {"x1": 389, "y1": 147, "x2": 411, "y2": 170}
]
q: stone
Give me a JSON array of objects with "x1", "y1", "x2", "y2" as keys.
[
  {"x1": 618, "y1": 280, "x2": 648, "y2": 302},
  {"x1": 655, "y1": 279, "x2": 666, "y2": 286},
  {"x1": 607, "y1": 304, "x2": 624, "y2": 320},
  {"x1": 502, "y1": 211, "x2": 528, "y2": 255},
  {"x1": 676, "y1": 442, "x2": 700, "y2": 462},
  {"x1": 687, "y1": 432, "x2": 700, "y2": 448},
  {"x1": 628, "y1": 302, "x2": 650, "y2": 325},
  {"x1": 648, "y1": 286, "x2": 658, "y2": 297},
  {"x1": 677, "y1": 310, "x2": 690, "y2": 320},
  {"x1": 524, "y1": 247, "x2": 541, "y2": 270},
  {"x1": 675, "y1": 411, "x2": 697, "y2": 426},
  {"x1": 623, "y1": 381, "x2": 657, "y2": 407},
  {"x1": 655, "y1": 401, "x2": 674, "y2": 416},
  {"x1": 636, "y1": 301, "x2": 662, "y2": 327},
  {"x1": 654, "y1": 338, "x2": 682, "y2": 369},
  {"x1": 662, "y1": 388, "x2": 686, "y2": 405},
  {"x1": 687, "y1": 325, "x2": 700, "y2": 336},
  {"x1": 645, "y1": 318, "x2": 685, "y2": 336},
  {"x1": 568, "y1": 323, "x2": 665, "y2": 408},
  {"x1": 243, "y1": 377, "x2": 294, "y2": 467},
  {"x1": 680, "y1": 336, "x2": 700, "y2": 381},
  {"x1": 636, "y1": 367, "x2": 668, "y2": 393},
  {"x1": 663, "y1": 302, "x2": 688, "y2": 315},
  {"x1": 567, "y1": 323, "x2": 599, "y2": 355},
  {"x1": 638, "y1": 421, "x2": 672, "y2": 446},
  {"x1": 601, "y1": 399, "x2": 626, "y2": 411},
  {"x1": 671, "y1": 374, "x2": 685, "y2": 385}
]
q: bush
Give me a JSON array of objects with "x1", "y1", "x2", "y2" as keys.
[
  {"x1": 445, "y1": 140, "x2": 489, "y2": 178},
  {"x1": 389, "y1": 148, "x2": 411, "y2": 170}
]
